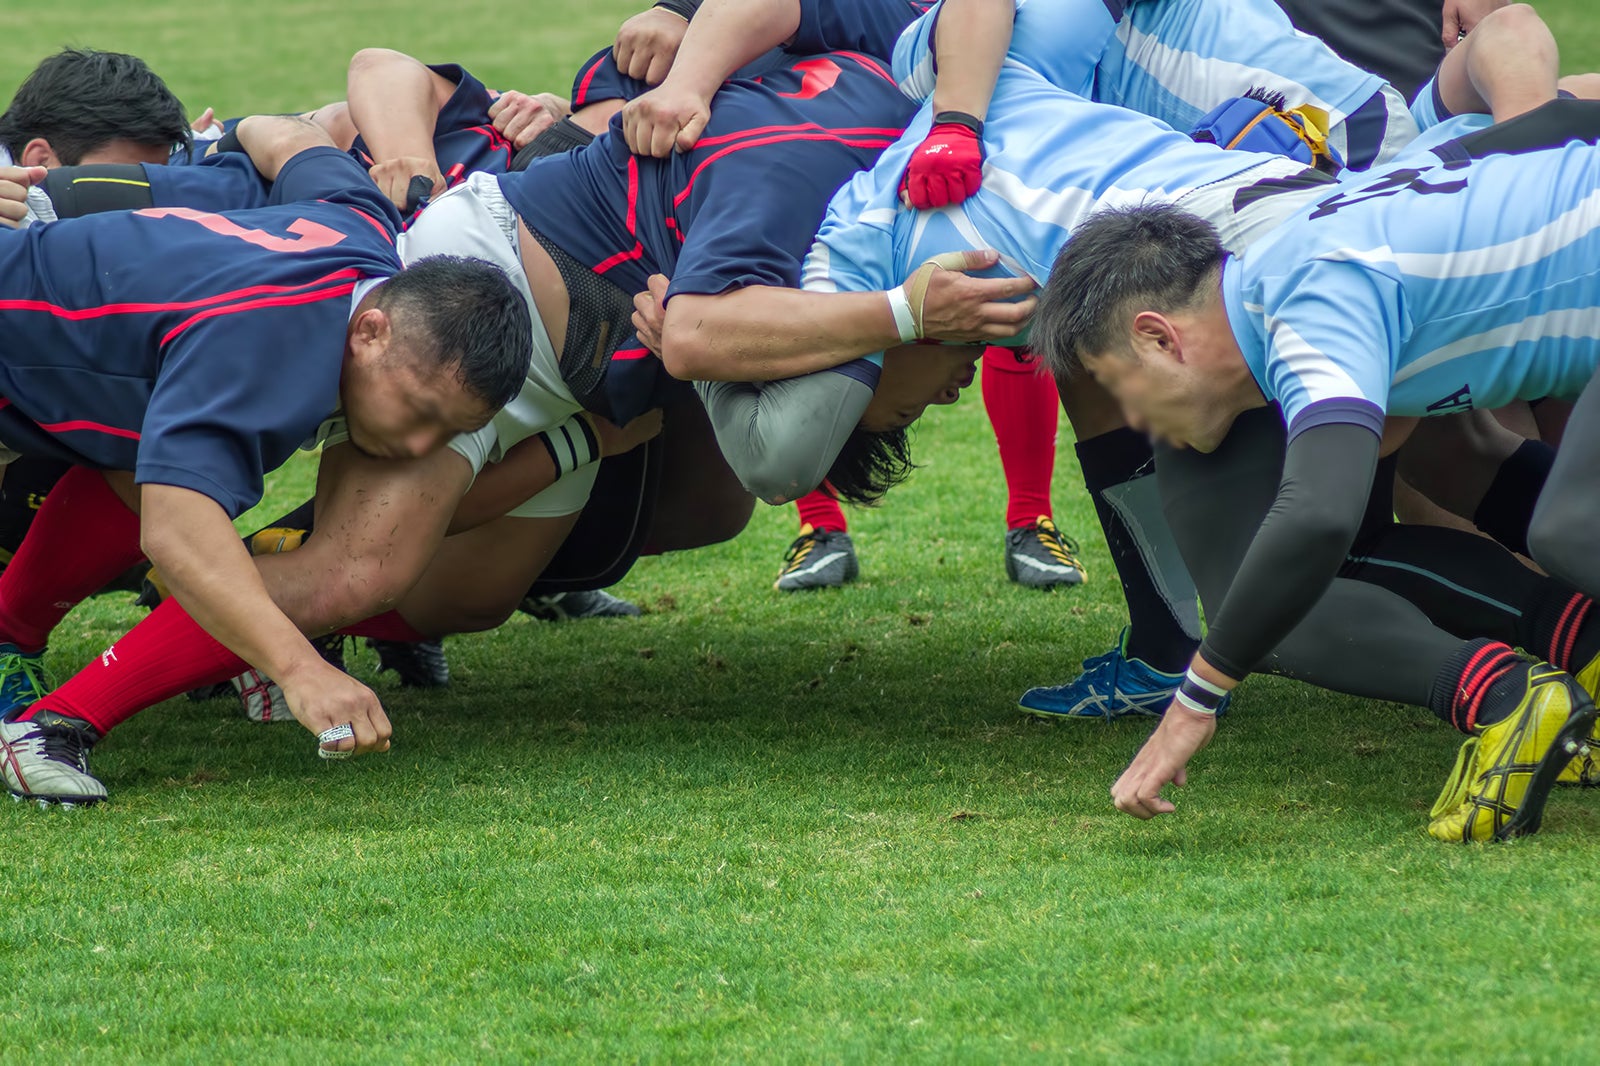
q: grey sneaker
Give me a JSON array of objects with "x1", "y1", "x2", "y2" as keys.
[
  {"x1": 520, "y1": 589, "x2": 642, "y2": 621},
  {"x1": 775, "y1": 524, "x2": 859, "y2": 591},
  {"x1": 0, "y1": 708, "x2": 106, "y2": 806},
  {"x1": 1005, "y1": 515, "x2": 1087, "y2": 589}
]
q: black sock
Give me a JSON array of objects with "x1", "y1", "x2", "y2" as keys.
[
  {"x1": 1473, "y1": 439, "x2": 1553, "y2": 557},
  {"x1": 1428, "y1": 638, "x2": 1528, "y2": 732},
  {"x1": 1075, "y1": 427, "x2": 1197, "y2": 673},
  {"x1": 1523, "y1": 585, "x2": 1600, "y2": 674}
]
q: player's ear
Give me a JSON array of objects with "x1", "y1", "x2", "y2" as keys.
[
  {"x1": 19, "y1": 139, "x2": 60, "y2": 169},
  {"x1": 348, "y1": 306, "x2": 393, "y2": 362},
  {"x1": 1130, "y1": 310, "x2": 1179, "y2": 362}
]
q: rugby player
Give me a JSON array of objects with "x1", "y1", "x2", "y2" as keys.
[
  {"x1": 1033, "y1": 106, "x2": 1600, "y2": 840},
  {"x1": 0, "y1": 115, "x2": 534, "y2": 802},
  {"x1": 0, "y1": 39, "x2": 1023, "y2": 804}
]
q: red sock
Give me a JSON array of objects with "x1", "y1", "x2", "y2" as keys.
[
  {"x1": 26, "y1": 598, "x2": 246, "y2": 734},
  {"x1": 341, "y1": 610, "x2": 430, "y2": 642},
  {"x1": 795, "y1": 486, "x2": 847, "y2": 533},
  {"x1": 0, "y1": 466, "x2": 145, "y2": 652},
  {"x1": 982, "y1": 346, "x2": 1058, "y2": 530}
]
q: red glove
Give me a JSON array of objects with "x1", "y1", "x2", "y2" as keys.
[{"x1": 900, "y1": 112, "x2": 985, "y2": 210}]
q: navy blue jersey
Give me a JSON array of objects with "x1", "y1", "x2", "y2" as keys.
[
  {"x1": 350, "y1": 64, "x2": 515, "y2": 185},
  {"x1": 569, "y1": 45, "x2": 788, "y2": 109},
  {"x1": 0, "y1": 148, "x2": 403, "y2": 516},
  {"x1": 503, "y1": 49, "x2": 911, "y2": 418},
  {"x1": 145, "y1": 151, "x2": 274, "y2": 212},
  {"x1": 793, "y1": 0, "x2": 931, "y2": 58}
]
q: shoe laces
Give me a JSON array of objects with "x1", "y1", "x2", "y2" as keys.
[
  {"x1": 780, "y1": 527, "x2": 822, "y2": 573},
  {"x1": 1030, "y1": 517, "x2": 1085, "y2": 571},
  {"x1": 34, "y1": 719, "x2": 94, "y2": 772},
  {"x1": 0, "y1": 649, "x2": 53, "y2": 706}
]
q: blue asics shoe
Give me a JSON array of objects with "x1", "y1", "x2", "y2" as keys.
[
  {"x1": 0, "y1": 643, "x2": 53, "y2": 718},
  {"x1": 1018, "y1": 629, "x2": 1228, "y2": 721}
]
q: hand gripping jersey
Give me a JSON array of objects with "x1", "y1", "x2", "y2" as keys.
[
  {"x1": 1225, "y1": 140, "x2": 1600, "y2": 441},
  {"x1": 0, "y1": 147, "x2": 403, "y2": 516},
  {"x1": 499, "y1": 48, "x2": 914, "y2": 421}
]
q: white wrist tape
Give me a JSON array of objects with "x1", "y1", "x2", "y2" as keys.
[{"x1": 886, "y1": 286, "x2": 919, "y2": 343}]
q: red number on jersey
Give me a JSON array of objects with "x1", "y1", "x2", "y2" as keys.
[
  {"x1": 777, "y1": 59, "x2": 844, "y2": 101},
  {"x1": 134, "y1": 207, "x2": 348, "y2": 253}
]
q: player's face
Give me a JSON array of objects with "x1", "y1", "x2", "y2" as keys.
[
  {"x1": 341, "y1": 344, "x2": 497, "y2": 461},
  {"x1": 859, "y1": 346, "x2": 980, "y2": 432},
  {"x1": 1082, "y1": 337, "x2": 1233, "y2": 452}
]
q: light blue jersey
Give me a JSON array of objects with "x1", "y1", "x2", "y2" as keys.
[
  {"x1": 1097, "y1": 0, "x2": 1415, "y2": 169},
  {"x1": 802, "y1": 65, "x2": 1324, "y2": 362},
  {"x1": 892, "y1": 0, "x2": 1415, "y2": 171},
  {"x1": 1226, "y1": 141, "x2": 1600, "y2": 440}
]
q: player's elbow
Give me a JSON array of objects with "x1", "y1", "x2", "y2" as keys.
[
  {"x1": 347, "y1": 47, "x2": 408, "y2": 81},
  {"x1": 1296, "y1": 498, "x2": 1363, "y2": 566},
  {"x1": 737, "y1": 428, "x2": 831, "y2": 504},
  {"x1": 658, "y1": 318, "x2": 714, "y2": 381}
]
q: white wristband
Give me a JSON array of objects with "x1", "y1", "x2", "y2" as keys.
[{"x1": 885, "y1": 286, "x2": 918, "y2": 343}]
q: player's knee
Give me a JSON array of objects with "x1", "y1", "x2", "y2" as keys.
[
  {"x1": 1526, "y1": 507, "x2": 1595, "y2": 588},
  {"x1": 426, "y1": 595, "x2": 520, "y2": 635}
]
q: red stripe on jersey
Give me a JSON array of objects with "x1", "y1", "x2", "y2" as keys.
[
  {"x1": 346, "y1": 207, "x2": 396, "y2": 246},
  {"x1": 594, "y1": 244, "x2": 645, "y2": 275},
  {"x1": 611, "y1": 347, "x2": 651, "y2": 361},
  {"x1": 673, "y1": 132, "x2": 896, "y2": 208},
  {"x1": 574, "y1": 58, "x2": 604, "y2": 107},
  {"x1": 0, "y1": 269, "x2": 365, "y2": 321},
  {"x1": 160, "y1": 281, "x2": 359, "y2": 348},
  {"x1": 693, "y1": 123, "x2": 905, "y2": 151},
  {"x1": 833, "y1": 51, "x2": 895, "y2": 85},
  {"x1": 37, "y1": 419, "x2": 141, "y2": 442}
]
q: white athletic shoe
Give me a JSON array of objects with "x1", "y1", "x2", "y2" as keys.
[
  {"x1": 231, "y1": 668, "x2": 294, "y2": 723},
  {"x1": 0, "y1": 709, "x2": 107, "y2": 806}
]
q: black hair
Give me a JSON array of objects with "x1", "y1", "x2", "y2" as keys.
[
  {"x1": 1243, "y1": 85, "x2": 1289, "y2": 111},
  {"x1": 376, "y1": 255, "x2": 533, "y2": 410},
  {"x1": 824, "y1": 424, "x2": 916, "y2": 506},
  {"x1": 1035, "y1": 204, "x2": 1226, "y2": 379},
  {"x1": 0, "y1": 49, "x2": 191, "y2": 164}
]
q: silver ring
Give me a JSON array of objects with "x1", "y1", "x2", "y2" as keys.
[{"x1": 317, "y1": 722, "x2": 356, "y2": 760}]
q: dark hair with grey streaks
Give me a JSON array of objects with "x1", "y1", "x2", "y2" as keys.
[{"x1": 1035, "y1": 204, "x2": 1226, "y2": 378}]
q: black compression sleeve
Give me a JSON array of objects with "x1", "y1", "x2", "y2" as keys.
[
  {"x1": 653, "y1": 0, "x2": 701, "y2": 19},
  {"x1": 41, "y1": 165, "x2": 156, "y2": 216},
  {"x1": 1199, "y1": 420, "x2": 1381, "y2": 680}
]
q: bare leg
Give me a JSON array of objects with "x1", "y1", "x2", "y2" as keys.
[
  {"x1": 1434, "y1": 4, "x2": 1559, "y2": 122},
  {"x1": 1394, "y1": 409, "x2": 1522, "y2": 521},
  {"x1": 397, "y1": 512, "x2": 582, "y2": 635}
]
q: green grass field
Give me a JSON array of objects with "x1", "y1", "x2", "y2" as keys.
[{"x1": 3, "y1": 3, "x2": 1599, "y2": 1061}]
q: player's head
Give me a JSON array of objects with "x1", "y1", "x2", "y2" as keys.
[
  {"x1": 826, "y1": 346, "x2": 980, "y2": 504},
  {"x1": 1037, "y1": 205, "x2": 1238, "y2": 452},
  {"x1": 0, "y1": 49, "x2": 192, "y2": 167},
  {"x1": 341, "y1": 256, "x2": 533, "y2": 460}
]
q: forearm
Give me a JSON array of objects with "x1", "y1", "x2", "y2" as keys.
[
  {"x1": 929, "y1": 0, "x2": 1014, "y2": 120},
  {"x1": 1198, "y1": 422, "x2": 1381, "y2": 682},
  {"x1": 140, "y1": 484, "x2": 328, "y2": 686},
  {"x1": 662, "y1": 287, "x2": 898, "y2": 381},
  {"x1": 346, "y1": 48, "x2": 452, "y2": 161},
  {"x1": 659, "y1": 0, "x2": 801, "y2": 99}
]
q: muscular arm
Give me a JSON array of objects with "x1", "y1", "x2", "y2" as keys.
[
  {"x1": 233, "y1": 114, "x2": 338, "y2": 182},
  {"x1": 655, "y1": 254, "x2": 1037, "y2": 381},
  {"x1": 1198, "y1": 421, "x2": 1381, "y2": 681},
  {"x1": 345, "y1": 48, "x2": 456, "y2": 202},
  {"x1": 929, "y1": 0, "x2": 1014, "y2": 121}
]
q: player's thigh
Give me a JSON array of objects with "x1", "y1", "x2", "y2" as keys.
[
  {"x1": 1057, "y1": 373, "x2": 1125, "y2": 440},
  {"x1": 1529, "y1": 371, "x2": 1600, "y2": 591},
  {"x1": 299, "y1": 438, "x2": 476, "y2": 605},
  {"x1": 1155, "y1": 406, "x2": 1287, "y2": 609},
  {"x1": 649, "y1": 395, "x2": 755, "y2": 552},
  {"x1": 398, "y1": 511, "x2": 582, "y2": 634}
]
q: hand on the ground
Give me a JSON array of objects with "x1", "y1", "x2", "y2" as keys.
[
  {"x1": 488, "y1": 91, "x2": 569, "y2": 149},
  {"x1": 622, "y1": 84, "x2": 711, "y2": 157},
  {"x1": 1111, "y1": 704, "x2": 1216, "y2": 819},
  {"x1": 368, "y1": 157, "x2": 445, "y2": 209},
  {"x1": 909, "y1": 250, "x2": 1037, "y2": 342},
  {"x1": 280, "y1": 658, "x2": 393, "y2": 757},
  {"x1": 614, "y1": 6, "x2": 690, "y2": 85},
  {"x1": 631, "y1": 273, "x2": 670, "y2": 353},
  {"x1": 0, "y1": 165, "x2": 47, "y2": 227}
]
